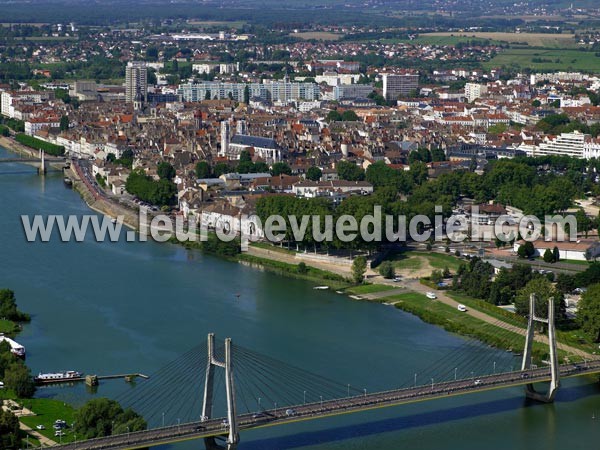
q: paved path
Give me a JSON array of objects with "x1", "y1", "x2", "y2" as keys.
[
  {"x1": 2, "y1": 400, "x2": 58, "y2": 446},
  {"x1": 247, "y1": 246, "x2": 378, "y2": 279},
  {"x1": 394, "y1": 280, "x2": 593, "y2": 358},
  {"x1": 249, "y1": 245, "x2": 594, "y2": 358},
  {"x1": 19, "y1": 421, "x2": 58, "y2": 447}
]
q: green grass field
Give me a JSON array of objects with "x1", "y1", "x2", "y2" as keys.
[
  {"x1": 484, "y1": 48, "x2": 600, "y2": 72},
  {"x1": 389, "y1": 292, "x2": 573, "y2": 363},
  {"x1": 344, "y1": 284, "x2": 395, "y2": 295},
  {"x1": 0, "y1": 318, "x2": 20, "y2": 334},
  {"x1": 20, "y1": 398, "x2": 77, "y2": 444},
  {"x1": 420, "y1": 32, "x2": 576, "y2": 48}
]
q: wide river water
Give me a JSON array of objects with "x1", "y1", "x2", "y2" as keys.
[{"x1": 1, "y1": 146, "x2": 600, "y2": 450}]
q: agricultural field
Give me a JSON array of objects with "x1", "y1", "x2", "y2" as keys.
[
  {"x1": 290, "y1": 31, "x2": 343, "y2": 41},
  {"x1": 483, "y1": 48, "x2": 600, "y2": 72},
  {"x1": 186, "y1": 20, "x2": 246, "y2": 29},
  {"x1": 421, "y1": 32, "x2": 577, "y2": 48}
]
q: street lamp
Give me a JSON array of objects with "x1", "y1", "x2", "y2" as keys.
[
  {"x1": 274, "y1": 402, "x2": 277, "y2": 415},
  {"x1": 303, "y1": 391, "x2": 306, "y2": 405},
  {"x1": 126, "y1": 426, "x2": 130, "y2": 442},
  {"x1": 431, "y1": 378, "x2": 434, "y2": 392},
  {"x1": 177, "y1": 419, "x2": 180, "y2": 431},
  {"x1": 414, "y1": 373, "x2": 417, "y2": 387},
  {"x1": 320, "y1": 395, "x2": 323, "y2": 410},
  {"x1": 258, "y1": 397, "x2": 262, "y2": 410},
  {"x1": 363, "y1": 388, "x2": 367, "y2": 398},
  {"x1": 471, "y1": 371, "x2": 474, "y2": 381},
  {"x1": 347, "y1": 384, "x2": 350, "y2": 398},
  {"x1": 162, "y1": 412, "x2": 165, "y2": 428},
  {"x1": 493, "y1": 361, "x2": 496, "y2": 374},
  {"x1": 454, "y1": 367, "x2": 458, "y2": 381}
]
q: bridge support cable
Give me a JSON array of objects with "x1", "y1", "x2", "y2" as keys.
[
  {"x1": 116, "y1": 343, "x2": 209, "y2": 427},
  {"x1": 522, "y1": 294, "x2": 559, "y2": 403},
  {"x1": 440, "y1": 319, "x2": 526, "y2": 379},
  {"x1": 232, "y1": 345, "x2": 364, "y2": 409},
  {"x1": 401, "y1": 319, "x2": 509, "y2": 386}
]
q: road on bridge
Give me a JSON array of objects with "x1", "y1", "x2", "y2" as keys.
[{"x1": 52, "y1": 361, "x2": 600, "y2": 450}]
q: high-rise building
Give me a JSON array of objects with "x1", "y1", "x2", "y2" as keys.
[
  {"x1": 125, "y1": 61, "x2": 148, "y2": 104},
  {"x1": 220, "y1": 120, "x2": 231, "y2": 156},
  {"x1": 464, "y1": 83, "x2": 488, "y2": 103},
  {"x1": 382, "y1": 73, "x2": 419, "y2": 101}
]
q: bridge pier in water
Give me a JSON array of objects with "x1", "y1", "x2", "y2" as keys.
[
  {"x1": 521, "y1": 294, "x2": 560, "y2": 403},
  {"x1": 37, "y1": 149, "x2": 46, "y2": 175},
  {"x1": 202, "y1": 333, "x2": 239, "y2": 450}
]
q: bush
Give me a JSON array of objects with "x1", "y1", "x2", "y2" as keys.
[
  {"x1": 378, "y1": 261, "x2": 395, "y2": 279},
  {"x1": 297, "y1": 262, "x2": 308, "y2": 274}
]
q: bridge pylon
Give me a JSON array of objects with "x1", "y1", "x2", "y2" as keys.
[
  {"x1": 521, "y1": 294, "x2": 560, "y2": 403},
  {"x1": 202, "y1": 333, "x2": 239, "y2": 449},
  {"x1": 38, "y1": 149, "x2": 46, "y2": 175}
]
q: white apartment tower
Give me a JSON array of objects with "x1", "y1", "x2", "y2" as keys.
[
  {"x1": 465, "y1": 83, "x2": 488, "y2": 103},
  {"x1": 220, "y1": 120, "x2": 231, "y2": 157},
  {"x1": 126, "y1": 61, "x2": 148, "y2": 104}
]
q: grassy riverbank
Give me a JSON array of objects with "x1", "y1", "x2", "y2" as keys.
[{"x1": 389, "y1": 292, "x2": 572, "y2": 364}]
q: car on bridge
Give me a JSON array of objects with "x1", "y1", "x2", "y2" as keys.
[{"x1": 285, "y1": 409, "x2": 296, "y2": 417}]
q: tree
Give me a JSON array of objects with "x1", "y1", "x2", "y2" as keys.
[
  {"x1": 59, "y1": 115, "x2": 69, "y2": 132},
  {"x1": 271, "y1": 162, "x2": 292, "y2": 176},
  {"x1": 351, "y1": 256, "x2": 367, "y2": 284},
  {"x1": 326, "y1": 110, "x2": 342, "y2": 122},
  {"x1": 0, "y1": 409, "x2": 21, "y2": 449},
  {"x1": 517, "y1": 241, "x2": 535, "y2": 259},
  {"x1": 553, "y1": 246, "x2": 560, "y2": 262},
  {"x1": 74, "y1": 398, "x2": 146, "y2": 440},
  {"x1": 195, "y1": 161, "x2": 211, "y2": 179},
  {"x1": 341, "y1": 110, "x2": 359, "y2": 121},
  {"x1": 543, "y1": 248, "x2": 554, "y2": 263},
  {"x1": 336, "y1": 160, "x2": 365, "y2": 181},
  {"x1": 577, "y1": 283, "x2": 600, "y2": 341},
  {"x1": 0, "y1": 290, "x2": 29, "y2": 322},
  {"x1": 243, "y1": 85, "x2": 250, "y2": 104},
  {"x1": 378, "y1": 261, "x2": 395, "y2": 279},
  {"x1": 4, "y1": 363, "x2": 35, "y2": 398},
  {"x1": 157, "y1": 162, "x2": 175, "y2": 181},
  {"x1": 306, "y1": 166, "x2": 322, "y2": 181},
  {"x1": 514, "y1": 277, "x2": 565, "y2": 321}
]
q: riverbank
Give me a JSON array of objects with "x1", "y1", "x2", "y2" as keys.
[
  {"x1": 0, "y1": 135, "x2": 38, "y2": 158},
  {"x1": 2, "y1": 140, "x2": 594, "y2": 367}
]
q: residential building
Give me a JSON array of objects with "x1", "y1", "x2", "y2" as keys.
[
  {"x1": 125, "y1": 61, "x2": 148, "y2": 104},
  {"x1": 465, "y1": 83, "x2": 488, "y2": 103},
  {"x1": 382, "y1": 73, "x2": 419, "y2": 101}
]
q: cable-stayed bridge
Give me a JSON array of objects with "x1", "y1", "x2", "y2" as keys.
[{"x1": 52, "y1": 296, "x2": 600, "y2": 450}]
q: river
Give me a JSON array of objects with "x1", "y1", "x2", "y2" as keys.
[{"x1": 0, "y1": 146, "x2": 599, "y2": 450}]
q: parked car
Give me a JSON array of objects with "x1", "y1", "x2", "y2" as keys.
[{"x1": 36, "y1": 425, "x2": 45, "y2": 430}]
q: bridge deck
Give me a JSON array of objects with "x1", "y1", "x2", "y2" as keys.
[{"x1": 52, "y1": 361, "x2": 600, "y2": 450}]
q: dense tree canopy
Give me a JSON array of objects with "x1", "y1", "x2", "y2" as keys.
[
  {"x1": 74, "y1": 398, "x2": 146, "y2": 440},
  {"x1": 578, "y1": 284, "x2": 600, "y2": 342},
  {"x1": 125, "y1": 170, "x2": 177, "y2": 206}
]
